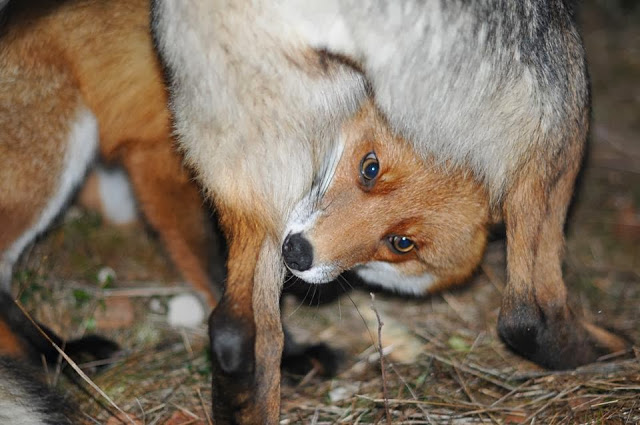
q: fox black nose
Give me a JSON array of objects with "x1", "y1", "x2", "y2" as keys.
[{"x1": 282, "y1": 233, "x2": 313, "y2": 272}]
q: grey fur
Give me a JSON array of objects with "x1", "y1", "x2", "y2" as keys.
[
  {"x1": 151, "y1": 0, "x2": 367, "y2": 228},
  {"x1": 0, "y1": 358, "x2": 73, "y2": 425},
  {"x1": 334, "y1": 0, "x2": 588, "y2": 198},
  {"x1": 152, "y1": 0, "x2": 586, "y2": 217}
]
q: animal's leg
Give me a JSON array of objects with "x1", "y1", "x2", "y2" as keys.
[
  {"x1": 121, "y1": 143, "x2": 224, "y2": 307},
  {"x1": 498, "y1": 149, "x2": 629, "y2": 369},
  {"x1": 208, "y1": 208, "x2": 283, "y2": 424}
]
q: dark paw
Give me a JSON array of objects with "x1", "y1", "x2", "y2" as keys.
[
  {"x1": 282, "y1": 342, "x2": 341, "y2": 378},
  {"x1": 65, "y1": 334, "x2": 120, "y2": 362},
  {"x1": 50, "y1": 334, "x2": 120, "y2": 374},
  {"x1": 497, "y1": 303, "x2": 544, "y2": 360},
  {"x1": 209, "y1": 305, "x2": 255, "y2": 377},
  {"x1": 208, "y1": 302, "x2": 264, "y2": 424},
  {"x1": 498, "y1": 303, "x2": 621, "y2": 370},
  {"x1": 211, "y1": 325, "x2": 253, "y2": 375}
]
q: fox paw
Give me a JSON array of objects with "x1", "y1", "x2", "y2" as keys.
[{"x1": 281, "y1": 342, "x2": 341, "y2": 378}]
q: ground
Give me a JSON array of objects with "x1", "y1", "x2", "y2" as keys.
[{"x1": 11, "y1": 2, "x2": 640, "y2": 424}]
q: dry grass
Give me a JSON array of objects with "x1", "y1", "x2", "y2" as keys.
[{"x1": 10, "y1": 1, "x2": 640, "y2": 424}]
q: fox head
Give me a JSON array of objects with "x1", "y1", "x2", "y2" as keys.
[{"x1": 282, "y1": 101, "x2": 490, "y2": 295}]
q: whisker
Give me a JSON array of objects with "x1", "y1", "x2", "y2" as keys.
[
  {"x1": 310, "y1": 284, "x2": 318, "y2": 307},
  {"x1": 282, "y1": 273, "x2": 296, "y2": 288},
  {"x1": 287, "y1": 281, "x2": 312, "y2": 319},
  {"x1": 337, "y1": 281, "x2": 347, "y2": 322},
  {"x1": 339, "y1": 275, "x2": 376, "y2": 348},
  {"x1": 338, "y1": 274, "x2": 355, "y2": 292},
  {"x1": 282, "y1": 273, "x2": 301, "y2": 292}
]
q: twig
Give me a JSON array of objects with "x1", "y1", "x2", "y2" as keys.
[
  {"x1": 100, "y1": 286, "x2": 196, "y2": 298},
  {"x1": 64, "y1": 281, "x2": 201, "y2": 298},
  {"x1": 490, "y1": 379, "x2": 532, "y2": 407},
  {"x1": 356, "y1": 395, "x2": 528, "y2": 412},
  {"x1": 422, "y1": 350, "x2": 515, "y2": 391},
  {"x1": 135, "y1": 399, "x2": 146, "y2": 425},
  {"x1": 441, "y1": 293, "x2": 473, "y2": 325},
  {"x1": 197, "y1": 388, "x2": 213, "y2": 425},
  {"x1": 389, "y1": 362, "x2": 435, "y2": 424},
  {"x1": 453, "y1": 365, "x2": 498, "y2": 424},
  {"x1": 296, "y1": 366, "x2": 318, "y2": 388},
  {"x1": 170, "y1": 403, "x2": 200, "y2": 419},
  {"x1": 480, "y1": 263, "x2": 504, "y2": 294},
  {"x1": 522, "y1": 384, "x2": 581, "y2": 423},
  {"x1": 370, "y1": 293, "x2": 392, "y2": 425},
  {"x1": 509, "y1": 358, "x2": 637, "y2": 381}
]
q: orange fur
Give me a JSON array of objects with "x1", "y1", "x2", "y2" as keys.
[
  {"x1": 305, "y1": 103, "x2": 490, "y2": 291},
  {"x1": 0, "y1": 0, "x2": 220, "y2": 305},
  {"x1": 0, "y1": 319, "x2": 26, "y2": 358},
  {"x1": 0, "y1": 59, "x2": 78, "y2": 252}
]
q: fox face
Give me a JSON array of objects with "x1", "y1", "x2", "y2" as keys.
[{"x1": 282, "y1": 102, "x2": 490, "y2": 295}]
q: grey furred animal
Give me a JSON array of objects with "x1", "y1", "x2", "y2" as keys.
[{"x1": 152, "y1": 1, "x2": 627, "y2": 423}]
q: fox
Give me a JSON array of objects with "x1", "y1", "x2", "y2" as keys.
[
  {"x1": 152, "y1": 0, "x2": 630, "y2": 423},
  {"x1": 282, "y1": 98, "x2": 627, "y2": 366},
  {"x1": 0, "y1": 0, "x2": 346, "y2": 417},
  {"x1": 283, "y1": 101, "x2": 491, "y2": 295},
  {"x1": 0, "y1": 0, "x2": 224, "y2": 307},
  {"x1": 0, "y1": 291, "x2": 119, "y2": 425}
]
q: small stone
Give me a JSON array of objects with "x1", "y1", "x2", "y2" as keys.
[
  {"x1": 329, "y1": 382, "x2": 360, "y2": 403},
  {"x1": 167, "y1": 293, "x2": 206, "y2": 327}
]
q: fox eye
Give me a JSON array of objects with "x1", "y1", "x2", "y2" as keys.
[
  {"x1": 360, "y1": 152, "x2": 379, "y2": 181},
  {"x1": 389, "y1": 236, "x2": 414, "y2": 254}
]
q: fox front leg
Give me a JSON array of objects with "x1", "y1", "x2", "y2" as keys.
[{"x1": 208, "y1": 211, "x2": 283, "y2": 424}]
